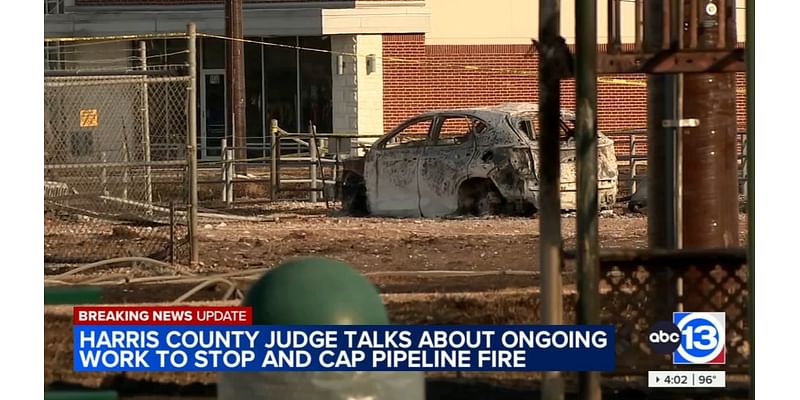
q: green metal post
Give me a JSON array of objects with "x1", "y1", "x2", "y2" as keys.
[
  {"x1": 44, "y1": 287, "x2": 102, "y2": 305},
  {"x1": 44, "y1": 391, "x2": 118, "y2": 400},
  {"x1": 575, "y1": 0, "x2": 600, "y2": 399},
  {"x1": 746, "y1": 0, "x2": 754, "y2": 397}
]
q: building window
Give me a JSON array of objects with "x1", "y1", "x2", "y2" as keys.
[
  {"x1": 45, "y1": 0, "x2": 64, "y2": 15},
  {"x1": 45, "y1": 42, "x2": 63, "y2": 71}
]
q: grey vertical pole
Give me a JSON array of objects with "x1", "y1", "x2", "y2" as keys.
[
  {"x1": 227, "y1": 145, "x2": 235, "y2": 206},
  {"x1": 645, "y1": 0, "x2": 679, "y2": 318},
  {"x1": 101, "y1": 151, "x2": 108, "y2": 196},
  {"x1": 188, "y1": 23, "x2": 199, "y2": 265},
  {"x1": 221, "y1": 139, "x2": 228, "y2": 203},
  {"x1": 271, "y1": 119, "x2": 279, "y2": 201},
  {"x1": 745, "y1": 0, "x2": 754, "y2": 396},
  {"x1": 122, "y1": 141, "x2": 129, "y2": 200},
  {"x1": 538, "y1": 1, "x2": 564, "y2": 399},
  {"x1": 139, "y1": 41, "x2": 153, "y2": 208},
  {"x1": 295, "y1": 36, "x2": 301, "y2": 133},
  {"x1": 575, "y1": 0, "x2": 600, "y2": 398},
  {"x1": 309, "y1": 121, "x2": 318, "y2": 203}
]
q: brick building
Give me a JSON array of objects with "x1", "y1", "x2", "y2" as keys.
[{"x1": 45, "y1": 0, "x2": 747, "y2": 160}]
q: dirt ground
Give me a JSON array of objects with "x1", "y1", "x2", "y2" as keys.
[{"x1": 44, "y1": 204, "x2": 750, "y2": 398}]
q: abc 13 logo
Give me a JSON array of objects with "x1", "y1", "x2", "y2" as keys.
[{"x1": 647, "y1": 312, "x2": 726, "y2": 365}]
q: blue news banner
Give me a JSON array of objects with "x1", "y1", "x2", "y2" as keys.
[{"x1": 74, "y1": 325, "x2": 615, "y2": 372}]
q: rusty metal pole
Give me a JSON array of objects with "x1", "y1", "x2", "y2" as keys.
[
  {"x1": 538, "y1": 1, "x2": 564, "y2": 399},
  {"x1": 576, "y1": 0, "x2": 600, "y2": 398},
  {"x1": 745, "y1": 0, "x2": 754, "y2": 395},
  {"x1": 225, "y1": 0, "x2": 247, "y2": 174}
]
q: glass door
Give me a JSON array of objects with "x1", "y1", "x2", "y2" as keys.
[{"x1": 200, "y1": 69, "x2": 226, "y2": 160}]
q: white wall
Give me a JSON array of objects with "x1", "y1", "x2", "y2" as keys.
[
  {"x1": 425, "y1": 0, "x2": 747, "y2": 45},
  {"x1": 331, "y1": 34, "x2": 359, "y2": 136},
  {"x1": 355, "y1": 34, "x2": 384, "y2": 138},
  {"x1": 330, "y1": 34, "x2": 384, "y2": 154}
]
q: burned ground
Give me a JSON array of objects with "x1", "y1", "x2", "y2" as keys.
[{"x1": 44, "y1": 204, "x2": 749, "y2": 398}]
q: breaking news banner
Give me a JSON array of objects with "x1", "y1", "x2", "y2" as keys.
[{"x1": 73, "y1": 306, "x2": 615, "y2": 372}]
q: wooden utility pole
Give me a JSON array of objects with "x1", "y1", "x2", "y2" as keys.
[
  {"x1": 680, "y1": 0, "x2": 739, "y2": 251},
  {"x1": 226, "y1": 0, "x2": 247, "y2": 173}
]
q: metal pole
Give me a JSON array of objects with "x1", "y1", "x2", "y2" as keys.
[
  {"x1": 122, "y1": 141, "x2": 129, "y2": 200},
  {"x1": 645, "y1": 0, "x2": 679, "y2": 318},
  {"x1": 227, "y1": 144, "x2": 235, "y2": 206},
  {"x1": 139, "y1": 41, "x2": 153, "y2": 209},
  {"x1": 745, "y1": 0, "x2": 754, "y2": 396},
  {"x1": 225, "y1": 0, "x2": 247, "y2": 174},
  {"x1": 607, "y1": 0, "x2": 621, "y2": 53},
  {"x1": 270, "y1": 119, "x2": 278, "y2": 201},
  {"x1": 309, "y1": 121, "x2": 318, "y2": 203},
  {"x1": 101, "y1": 151, "x2": 108, "y2": 196},
  {"x1": 188, "y1": 23, "x2": 199, "y2": 265},
  {"x1": 295, "y1": 36, "x2": 301, "y2": 133},
  {"x1": 221, "y1": 139, "x2": 228, "y2": 203},
  {"x1": 634, "y1": 0, "x2": 643, "y2": 51},
  {"x1": 538, "y1": 1, "x2": 564, "y2": 399},
  {"x1": 576, "y1": 0, "x2": 600, "y2": 398},
  {"x1": 169, "y1": 200, "x2": 175, "y2": 265}
]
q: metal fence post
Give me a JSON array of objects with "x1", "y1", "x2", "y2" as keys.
[
  {"x1": 309, "y1": 121, "x2": 318, "y2": 203},
  {"x1": 188, "y1": 23, "x2": 199, "y2": 265},
  {"x1": 122, "y1": 141, "x2": 129, "y2": 200},
  {"x1": 227, "y1": 143, "x2": 235, "y2": 206},
  {"x1": 101, "y1": 151, "x2": 108, "y2": 196},
  {"x1": 538, "y1": 0, "x2": 564, "y2": 398},
  {"x1": 221, "y1": 139, "x2": 228, "y2": 203},
  {"x1": 139, "y1": 41, "x2": 153, "y2": 209},
  {"x1": 270, "y1": 119, "x2": 279, "y2": 201},
  {"x1": 576, "y1": 0, "x2": 601, "y2": 398}
]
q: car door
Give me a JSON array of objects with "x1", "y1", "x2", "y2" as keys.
[
  {"x1": 417, "y1": 114, "x2": 481, "y2": 217},
  {"x1": 363, "y1": 117, "x2": 432, "y2": 217}
]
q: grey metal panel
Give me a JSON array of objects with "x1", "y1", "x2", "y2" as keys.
[{"x1": 45, "y1": 9, "x2": 325, "y2": 37}]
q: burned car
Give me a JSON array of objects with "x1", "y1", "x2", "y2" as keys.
[{"x1": 339, "y1": 103, "x2": 618, "y2": 217}]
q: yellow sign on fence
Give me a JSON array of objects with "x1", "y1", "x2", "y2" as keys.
[{"x1": 80, "y1": 109, "x2": 98, "y2": 128}]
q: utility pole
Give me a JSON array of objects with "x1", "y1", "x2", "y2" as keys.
[
  {"x1": 226, "y1": 0, "x2": 247, "y2": 174},
  {"x1": 681, "y1": 1, "x2": 739, "y2": 253}
]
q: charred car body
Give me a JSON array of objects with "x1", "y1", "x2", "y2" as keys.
[{"x1": 339, "y1": 103, "x2": 618, "y2": 217}]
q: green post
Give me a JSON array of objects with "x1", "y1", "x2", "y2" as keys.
[
  {"x1": 218, "y1": 257, "x2": 424, "y2": 400},
  {"x1": 44, "y1": 287, "x2": 102, "y2": 305},
  {"x1": 44, "y1": 391, "x2": 118, "y2": 400}
]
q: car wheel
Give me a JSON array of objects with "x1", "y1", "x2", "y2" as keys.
[
  {"x1": 341, "y1": 173, "x2": 368, "y2": 216},
  {"x1": 458, "y1": 179, "x2": 505, "y2": 217},
  {"x1": 475, "y1": 189, "x2": 503, "y2": 216}
]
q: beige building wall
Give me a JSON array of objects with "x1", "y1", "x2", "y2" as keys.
[
  {"x1": 355, "y1": 34, "x2": 384, "y2": 138},
  {"x1": 331, "y1": 35, "x2": 359, "y2": 136},
  {"x1": 331, "y1": 34, "x2": 385, "y2": 153},
  {"x1": 426, "y1": 0, "x2": 747, "y2": 45}
]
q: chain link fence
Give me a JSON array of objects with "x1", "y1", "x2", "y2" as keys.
[{"x1": 44, "y1": 73, "x2": 193, "y2": 264}]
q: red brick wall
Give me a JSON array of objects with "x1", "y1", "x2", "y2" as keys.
[{"x1": 382, "y1": 34, "x2": 747, "y2": 157}]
